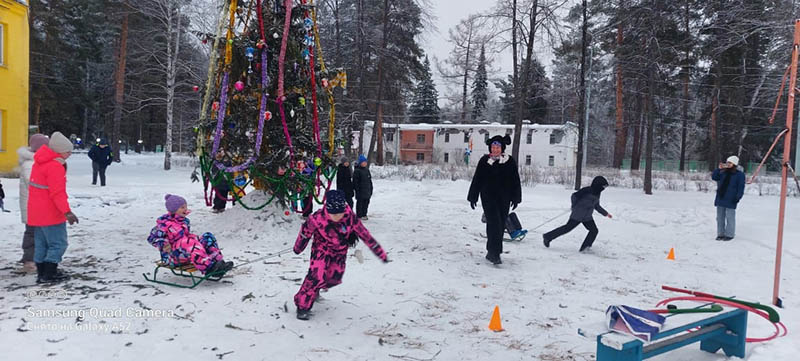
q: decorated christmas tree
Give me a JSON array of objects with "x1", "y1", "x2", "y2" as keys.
[{"x1": 196, "y1": 0, "x2": 346, "y2": 212}]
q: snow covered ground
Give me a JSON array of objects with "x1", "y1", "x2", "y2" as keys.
[{"x1": 1, "y1": 153, "x2": 798, "y2": 360}]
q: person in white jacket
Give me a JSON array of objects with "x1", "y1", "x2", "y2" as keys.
[{"x1": 17, "y1": 134, "x2": 49, "y2": 272}]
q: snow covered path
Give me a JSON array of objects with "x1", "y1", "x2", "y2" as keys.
[{"x1": 0, "y1": 154, "x2": 798, "y2": 360}]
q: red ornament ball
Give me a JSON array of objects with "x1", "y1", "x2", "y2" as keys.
[
  {"x1": 193, "y1": 86, "x2": 199, "y2": 92},
  {"x1": 284, "y1": 211, "x2": 290, "y2": 216}
]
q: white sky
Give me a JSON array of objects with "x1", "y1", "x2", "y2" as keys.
[{"x1": 422, "y1": 0, "x2": 569, "y2": 107}]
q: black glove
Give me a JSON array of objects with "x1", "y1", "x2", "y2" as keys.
[
  {"x1": 470, "y1": 201, "x2": 476, "y2": 210},
  {"x1": 383, "y1": 257, "x2": 390, "y2": 264},
  {"x1": 511, "y1": 202, "x2": 518, "y2": 210},
  {"x1": 65, "y1": 212, "x2": 79, "y2": 225}
]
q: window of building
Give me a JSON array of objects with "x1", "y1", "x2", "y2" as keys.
[
  {"x1": 549, "y1": 155, "x2": 555, "y2": 167},
  {"x1": 464, "y1": 133, "x2": 470, "y2": 143},
  {"x1": 416, "y1": 153, "x2": 425, "y2": 161},
  {"x1": 0, "y1": 24, "x2": 5, "y2": 66},
  {"x1": 525, "y1": 155, "x2": 532, "y2": 166},
  {"x1": 416, "y1": 134, "x2": 425, "y2": 143},
  {"x1": 386, "y1": 151, "x2": 394, "y2": 161},
  {"x1": 445, "y1": 133, "x2": 450, "y2": 143},
  {"x1": 386, "y1": 132, "x2": 394, "y2": 142},
  {"x1": 444, "y1": 153, "x2": 449, "y2": 163},
  {"x1": 526, "y1": 131, "x2": 532, "y2": 144},
  {"x1": 549, "y1": 133, "x2": 558, "y2": 144},
  {"x1": 506, "y1": 128, "x2": 513, "y2": 135},
  {"x1": 484, "y1": 133, "x2": 490, "y2": 142}
]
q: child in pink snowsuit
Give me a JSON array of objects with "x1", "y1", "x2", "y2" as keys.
[
  {"x1": 147, "y1": 194, "x2": 233, "y2": 275},
  {"x1": 293, "y1": 190, "x2": 388, "y2": 320}
]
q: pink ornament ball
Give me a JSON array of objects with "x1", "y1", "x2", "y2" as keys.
[{"x1": 234, "y1": 81, "x2": 245, "y2": 92}]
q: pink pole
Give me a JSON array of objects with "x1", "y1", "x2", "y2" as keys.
[{"x1": 773, "y1": 20, "x2": 800, "y2": 306}]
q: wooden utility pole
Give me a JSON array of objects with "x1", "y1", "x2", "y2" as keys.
[
  {"x1": 373, "y1": 0, "x2": 390, "y2": 166},
  {"x1": 773, "y1": 19, "x2": 800, "y2": 306},
  {"x1": 612, "y1": 0, "x2": 626, "y2": 169}
]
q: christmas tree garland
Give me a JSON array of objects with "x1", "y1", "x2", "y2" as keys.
[{"x1": 198, "y1": 0, "x2": 343, "y2": 212}]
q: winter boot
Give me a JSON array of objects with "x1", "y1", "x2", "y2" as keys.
[
  {"x1": 485, "y1": 252, "x2": 502, "y2": 265},
  {"x1": 542, "y1": 235, "x2": 552, "y2": 248},
  {"x1": 296, "y1": 308, "x2": 311, "y2": 320},
  {"x1": 206, "y1": 261, "x2": 230, "y2": 275},
  {"x1": 22, "y1": 261, "x2": 37, "y2": 273},
  {"x1": 35, "y1": 263, "x2": 44, "y2": 282},
  {"x1": 37, "y1": 263, "x2": 69, "y2": 284},
  {"x1": 579, "y1": 242, "x2": 592, "y2": 252}
]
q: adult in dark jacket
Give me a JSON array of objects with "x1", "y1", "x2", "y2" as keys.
[
  {"x1": 337, "y1": 158, "x2": 355, "y2": 208},
  {"x1": 467, "y1": 135, "x2": 522, "y2": 265},
  {"x1": 88, "y1": 138, "x2": 113, "y2": 186},
  {"x1": 712, "y1": 155, "x2": 745, "y2": 241},
  {"x1": 352, "y1": 154, "x2": 373, "y2": 219},
  {"x1": 543, "y1": 176, "x2": 612, "y2": 252}
]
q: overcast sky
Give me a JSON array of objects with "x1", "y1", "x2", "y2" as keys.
[{"x1": 422, "y1": 0, "x2": 569, "y2": 107}]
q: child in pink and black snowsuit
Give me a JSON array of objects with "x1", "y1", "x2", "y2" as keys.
[
  {"x1": 293, "y1": 190, "x2": 388, "y2": 320},
  {"x1": 147, "y1": 194, "x2": 233, "y2": 275}
]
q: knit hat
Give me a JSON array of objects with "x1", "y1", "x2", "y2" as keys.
[
  {"x1": 99, "y1": 138, "x2": 109, "y2": 146},
  {"x1": 590, "y1": 176, "x2": 609, "y2": 195},
  {"x1": 358, "y1": 154, "x2": 367, "y2": 164},
  {"x1": 48, "y1": 131, "x2": 74, "y2": 154},
  {"x1": 325, "y1": 190, "x2": 347, "y2": 214},
  {"x1": 486, "y1": 135, "x2": 512, "y2": 153},
  {"x1": 165, "y1": 194, "x2": 187, "y2": 213},
  {"x1": 727, "y1": 155, "x2": 739, "y2": 166},
  {"x1": 29, "y1": 134, "x2": 49, "y2": 152},
  {"x1": 339, "y1": 156, "x2": 349, "y2": 165}
]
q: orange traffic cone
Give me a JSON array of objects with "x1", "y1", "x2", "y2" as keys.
[
  {"x1": 667, "y1": 248, "x2": 675, "y2": 260},
  {"x1": 489, "y1": 305, "x2": 504, "y2": 332}
]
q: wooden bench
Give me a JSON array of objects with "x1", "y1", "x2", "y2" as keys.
[
  {"x1": 578, "y1": 307, "x2": 747, "y2": 361},
  {"x1": 142, "y1": 261, "x2": 225, "y2": 289}
]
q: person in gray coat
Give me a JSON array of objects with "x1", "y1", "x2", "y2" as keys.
[
  {"x1": 17, "y1": 134, "x2": 50, "y2": 272},
  {"x1": 543, "y1": 176, "x2": 613, "y2": 252}
]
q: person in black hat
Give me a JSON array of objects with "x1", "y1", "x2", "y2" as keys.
[
  {"x1": 467, "y1": 134, "x2": 522, "y2": 265},
  {"x1": 88, "y1": 138, "x2": 113, "y2": 186},
  {"x1": 336, "y1": 157, "x2": 355, "y2": 208},
  {"x1": 292, "y1": 190, "x2": 389, "y2": 320},
  {"x1": 542, "y1": 176, "x2": 613, "y2": 252}
]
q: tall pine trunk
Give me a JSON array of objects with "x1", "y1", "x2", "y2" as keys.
[
  {"x1": 512, "y1": 0, "x2": 538, "y2": 163},
  {"x1": 112, "y1": 12, "x2": 129, "y2": 163},
  {"x1": 575, "y1": 0, "x2": 588, "y2": 190},
  {"x1": 644, "y1": 69, "x2": 655, "y2": 194},
  {"x1": 373, "y1": 0, "x2": 390, "y2": 165},
  {"x1": 708, "y1": 69, "x2": 720, "y2": 170},
  {"x1": 631, "y1": 91, "x2": 643, "y2": 170},
  {"x1": 679, "y1": 0, "x2": 690, "y2": 172},
  {"x1": 612, "y1": 16, "x2": 626, "y2": 168}
]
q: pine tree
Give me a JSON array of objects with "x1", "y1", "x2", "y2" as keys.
[
  {"x1": 409, "y1": 56, "x2": 440, "y2": 123},
  {"x1": 198, "y1": 0, "x2": 336, "y2": 205},
  {"x1": 471, "y1": 45, "x2": 488, "y2": 121}
]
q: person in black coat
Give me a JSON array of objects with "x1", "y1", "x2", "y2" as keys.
[
  {"x1": 352, "y1": 154, "x2": 373, "y2": 219},
  {"x1": 543, "y1": 176, "x2": 613, "y2": 252},
  {"x1": 467, "y1": 135, "x2": 522, "y2": 265},
  {"x1": 337, "y1": 157, "x2": 355, "y2": 208},
  {"x1": 88, "y1": 138, "x2": 113, "y2": 186}
]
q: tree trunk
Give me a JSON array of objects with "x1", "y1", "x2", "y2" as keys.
[
  {"x1": 612, "y1": 9, "x2": 626, "y2": 168},
  {"x1": 709, "y1": 69, "x2": 720, "y2": 171},
  {"x1": 512, "y1": 0, "x2": 538, "y2": 163},
  {"x1": 112, "y1": 12, "x2": 129, "y2": 163},
  {"x1": 644, "y1": 68, "x2": 655, "y2": 195},
  {"x1": 461, "y1": 23, "x2": 473, "y2": 123},
  {"x1": 679, "y1": 0, "x2": 690, "y2": 172},
  {"x1": 631, "y1": 92, "x2": 643, "y2": 170},
  {"x1": 575, "y1": 0, "x2": 588, "y2": 190},
  {"x1": 511, "y1": 0, "x2": 518, "y2": 121},
  {"x1": 373, "y1": 0, "x2": 391, "y2": 165},
  {"x1": 165, "y1": 4, "x2": 180, "y2": 170}
]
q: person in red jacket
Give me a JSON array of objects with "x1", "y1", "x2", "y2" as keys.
[{"x1": 28, "y1": 132, "x2": 79, "y2": 283}]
